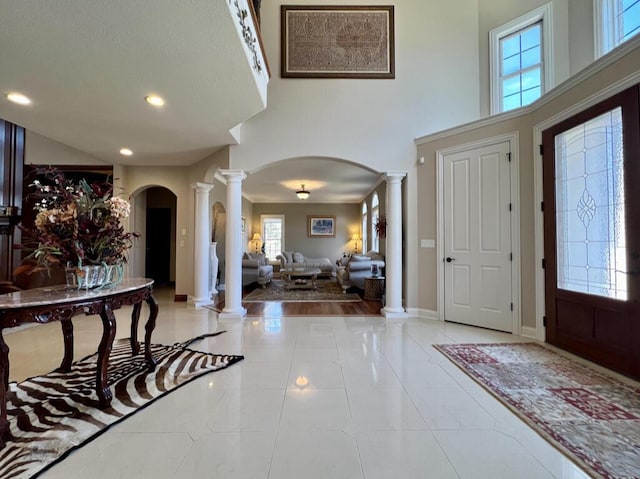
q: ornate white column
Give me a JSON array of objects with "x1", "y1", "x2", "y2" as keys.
[
  {"x1": 382, "y1": 171, "x2": 408, "y2": 318},
  {"x1": 218, "y1": 169, "x2": 247, "y2": 319},
  {"x1": 189, "y1": 182, "x2": 214, "y2": 307}
]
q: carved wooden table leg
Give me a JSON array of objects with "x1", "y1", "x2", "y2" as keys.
[
  {"x1": 0, "y1": 330, "x2": 9, "y2": 449},
  {"x1": 130, "y1": 302, "x2": 142, "y2": 355},
  {"x1": 144, "y1": 294, "x2": 158, "y2": 371},
  {"x1": 96, "y1": 302, "x2": 117, "y2": 408},
  {"x1": 58, "y1": 319, "x2": 74, "y2": 372}
]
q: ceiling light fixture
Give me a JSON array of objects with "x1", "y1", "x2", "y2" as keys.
[
  {"x1": 6, "y1": 92, "x2": 32, "y2": 105},
  {"x1": 119, "y1": 148, "x2": 133, "y2": 156},
  {"x1": 296, "y1": 184, "x2": 310, "y2": 200},
  {"x1": 145, "y1": 95, "x2": 165, "y2": 107}
]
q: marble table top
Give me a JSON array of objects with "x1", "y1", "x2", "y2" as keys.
[{"x1": 0, "y1": 278, "x2": 154, "y2": 309}]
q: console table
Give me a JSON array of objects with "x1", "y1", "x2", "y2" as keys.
[{"x1": 0, "y1": 278, "x2": 158, "y2": 449}]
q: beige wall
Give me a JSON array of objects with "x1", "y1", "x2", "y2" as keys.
[
  {"x1": 251, "y1": 203, "x2": 360, "y2": 261},
  {"x1": 416, "y1": 40, "x2": 640, "y2": 329},
  {"x1": 25, "y1": 131, "x2": 107, "y2": 166}
]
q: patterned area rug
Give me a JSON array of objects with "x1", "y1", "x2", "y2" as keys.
[
  {"x1": 242, "y1": 279, "x2": 361, "y2": 302},
  {"x1": 434, "y1": 343, "x2": 640, "y2": 479},
  {"x1": 0, "y1": 333, "x2": 243, "y2": 479}
]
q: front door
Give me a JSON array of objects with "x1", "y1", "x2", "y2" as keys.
[
  {"x1": 542, "y1": 85, "x2": 640, "y2": 378},
  {"x1": 443, "y1": 141, "x2": 513, "y2": 332}
]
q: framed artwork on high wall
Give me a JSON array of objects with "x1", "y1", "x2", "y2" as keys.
[
  {"x1": 308, "y1": 215, "x2": 336, "y2": 237},
  {"x1": 281, "y1": 5, "x2": 395, "y2": 79}
]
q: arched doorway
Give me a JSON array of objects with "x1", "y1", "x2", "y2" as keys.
[{"x1": 131, "y1": 186, "x2": 177, "y2": 287}]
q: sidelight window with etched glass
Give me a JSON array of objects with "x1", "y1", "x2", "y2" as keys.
[{"x1": 554, "y1": 107, "x2": 627, "y2": 300}]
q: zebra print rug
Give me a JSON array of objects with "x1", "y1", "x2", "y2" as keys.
[{"x1": 0, "y1": 332, "x2": 243, "y2": 479}]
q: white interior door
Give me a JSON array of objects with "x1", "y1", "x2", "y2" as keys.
[{"x1": 443, "y1": 141, "x2": 513, "y2": 332}]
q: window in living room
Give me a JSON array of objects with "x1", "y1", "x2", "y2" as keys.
[
  {"x1": 361, "y1": 202, "x2": 368, "y2": 254},
  {"x1": 261, "y1": 214, "x2": 284, "y2": 261},
  {"x1": 371, "y1": 193, "x2": 379, "y2": 252},
  {"x1": 596, "y1": 0, "x2": 640, "y2": 57},
  {"x1": 489, "y1": 3, "x2": 552, "y2": 114}
]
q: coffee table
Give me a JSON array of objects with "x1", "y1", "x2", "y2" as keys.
[{"x1": 280, "y1": 268, "x2": 321, "y2": 290}]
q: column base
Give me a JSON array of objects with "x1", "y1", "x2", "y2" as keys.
[
  {"x1": 218, "y1": 307, "x2": 247, "y2": 319},
  {"x1": 188, "y1": 295, "x2": 214, "y2": 308},
  {"x1": 381, "y1": 306, "x2": 408, "y2": 319}
]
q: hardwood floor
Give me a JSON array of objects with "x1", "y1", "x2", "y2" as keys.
[{"x1": 208, "y1": 286, "x2": 382, "y2": 316}]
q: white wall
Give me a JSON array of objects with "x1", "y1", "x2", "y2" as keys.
[
  {"x1": 232, "y1": 0, "x2": 481, "y2": 174},
  {"x1": 230, "y1": 0, "x2": 482, "y2": 309}
]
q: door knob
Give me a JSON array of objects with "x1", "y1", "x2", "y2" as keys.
[{"x1": 445, "y1": 257, "x2": 455, "y2": 263}]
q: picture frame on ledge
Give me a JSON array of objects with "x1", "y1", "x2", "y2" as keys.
[
  {"x1": 281, "y1": 5, "x2": 395, "y2": 79},
  {"x1": 308, "y1": 215, "x2": 336, "y2": 237}
]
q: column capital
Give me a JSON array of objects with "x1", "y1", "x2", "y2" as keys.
[
  {"x1": 218, "y1": 169, "x2": 247, "y2": 182},
  {"x1": 191, "y1": 182, "x2": 214, "y2": 192},
  {"x1": 384, "y1": 171, "x2": 407, "y2": 183}
]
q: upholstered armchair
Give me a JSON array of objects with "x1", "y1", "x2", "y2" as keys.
[
  {"x1": 241, "y1": 253, "x2": 273, "y2": 287},
  {"x1": 336, "y1": 251, "x2": 385, "y2": 292}
]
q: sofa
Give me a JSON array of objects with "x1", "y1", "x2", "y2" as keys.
[
  {"x1": 242, "y1": 253, "x2": 273, "y2": 287},
  {"x1": 275, "y1": 251, "x2": 336, "y2": 277},
  {"x1": 336, "y1": 251, "x2": 385, "y2": 292}
]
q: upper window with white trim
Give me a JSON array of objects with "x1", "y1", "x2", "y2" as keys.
[
  {"x1": 490, "y1": 3, "x2": 553, "y2": 114},
  {"x1": 596, "y1": 0, "x2": 640, "y2": 57}
]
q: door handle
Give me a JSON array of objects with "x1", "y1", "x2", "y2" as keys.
[{"x1": 445, "y1": 257, "x2": 455, "y2": 263}]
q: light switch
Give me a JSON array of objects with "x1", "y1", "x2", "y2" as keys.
[{"x1": 420, "y1": 239, "x2": 435, "y2": 248}]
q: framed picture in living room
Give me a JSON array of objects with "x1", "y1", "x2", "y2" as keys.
[{"x1": 308, "y1": 215, "x2": 336, "y2": 237}]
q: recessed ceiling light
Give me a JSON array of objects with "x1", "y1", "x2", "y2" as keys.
[
  {"x1": 120, "y1": 148, "x2": 133, "y2": 156},
  {"x1": 6, "y1": 92, "x2": 32, "y2": 105},
  {"x1": 145, "y1": 95, "x2": 165, "y2": 107}
]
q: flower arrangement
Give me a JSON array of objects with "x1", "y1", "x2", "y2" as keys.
[
  {"x1": 374, "y1": 215, "x2": 387, "y2": 238},
  {"x1": 22, "y1": 167, "x2": 138, "y2": 271}
]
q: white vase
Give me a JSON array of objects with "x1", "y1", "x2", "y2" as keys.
[{"x1": 210, "y1": 242, "x2": 219, "y2": 294}]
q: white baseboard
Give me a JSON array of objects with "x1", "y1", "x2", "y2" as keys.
[
  {"x1": 405, "y1": 308, "x2": 440, "y2": 321},
  {"x1": 520, "y1": 326, "x2": 538, "y2": 340}
]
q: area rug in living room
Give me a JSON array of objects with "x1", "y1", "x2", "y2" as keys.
[
  {"x1": 434, "y1": 342, "x2": 640, "y2": 479},
  {"x1": 0, "y1": 333, "x2": 243, "y2": 479},
  {"x1": 242, "y1": 279, "x2": 361, "y2": 302}
]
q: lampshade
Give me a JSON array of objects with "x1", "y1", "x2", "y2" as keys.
[
  {"x1": 351, "y1": 234, "x2": 360, "y2": 241},
  {"x1": 296, "y1": 184, "x2": 310, "y2": 200},
  {"x1": 252, "y1": 233, "x2": 262, "y2": 241}
]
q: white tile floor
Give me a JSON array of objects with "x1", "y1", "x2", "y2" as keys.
[{"x1": 4, "y1": 288, "x2": 592, "y2": 479}]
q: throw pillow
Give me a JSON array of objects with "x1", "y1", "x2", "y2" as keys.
[
  {"x1": 293, "y1": 252, "x2": 305, "y2": 263},
  {"x1": 248, "y1": 253, "x2": 266, "y2": 265},
  {"x1": 282, "y1": 251, "x2": 294, "y2": 263},
  {"x1": 350, "y1": 254, "x2": 369, "y2": 262}
]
